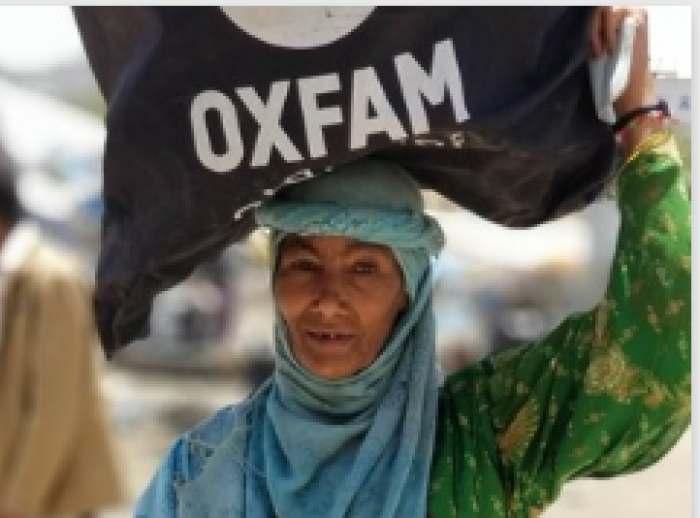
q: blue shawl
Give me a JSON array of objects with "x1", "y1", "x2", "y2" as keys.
[{"x1": 248, "y1": 158, "x2": 444, "y2": 517}]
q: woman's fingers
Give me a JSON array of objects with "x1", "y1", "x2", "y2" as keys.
[
  {"x1": 603, "y1": 7, "x2": 624, "y2": 54},
  {"x1": 589, "y1": 7, "x2": 609, "y2": 58},
  {"x1": 613, "y1": 7, "x2": 654, "y2": 116},
  {"x1": 590, "y1": 6, "x2": 645, "y2": 57}
]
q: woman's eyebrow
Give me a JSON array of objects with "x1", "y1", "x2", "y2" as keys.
[
  {"x1": 282, "y1": 236, "x2": 317, "y2": 254},
  {"x1": 345, "y1": 241, "x2": 391, "y2": 255}
]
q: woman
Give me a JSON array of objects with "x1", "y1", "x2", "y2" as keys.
[{"x1": 136, "y1": 7, "x2": 690, "y2": 517}]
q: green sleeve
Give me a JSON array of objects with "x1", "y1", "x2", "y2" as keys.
[
  {"x1": 485, "y1": 136, "x2": 691, "y2": 513},
  {"x1": 429, "y1": 135, "x2": 690, "y2": 518}
]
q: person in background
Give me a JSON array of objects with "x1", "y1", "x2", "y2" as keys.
[
  {"x1": 137, "y1": 7, "x2": 690, "y2": 517},
  {"x1": 0, "y1": 158, "x2": 123, "y2": 517}
]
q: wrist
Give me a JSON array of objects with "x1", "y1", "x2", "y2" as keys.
[
  {"x1": 613, "y1": 101, "x2": 670, "y2": 158},
  {"x1": 612, "y1": 69, "x2": 657, "y2": 119},
  {"x1": 612, "y1": 99, "x2": 669, "y2": 133}
]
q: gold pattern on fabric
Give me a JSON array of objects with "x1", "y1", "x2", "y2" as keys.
[
  {"x1": 498, "y1": 399, "x2": 540, "y2": 462},
  {"x1": 428, "y1": 140, "x2": 690, "y2": 517}
]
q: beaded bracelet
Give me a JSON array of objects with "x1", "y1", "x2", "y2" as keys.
[{"x1": 612, "y1": 99, "x2": 670, "y2": 134}]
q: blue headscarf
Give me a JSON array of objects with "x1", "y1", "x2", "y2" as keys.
[{"x1": 251, "y1": 159, "x2": 444, "y2": 518}]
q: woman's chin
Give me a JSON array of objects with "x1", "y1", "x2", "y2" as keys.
[
  {"x1": 292, "y1": 332, "x2": 375, "y2": 379},
  {"x1": 299, "y1": 352, "x2": 364, "y2": 380}
]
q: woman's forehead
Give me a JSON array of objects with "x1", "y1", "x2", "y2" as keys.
[{"x1": 280, "y1": 234, "x2": 394, "y2": 256}]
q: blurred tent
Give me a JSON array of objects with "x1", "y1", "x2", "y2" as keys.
[
  {"x1": 431, "y1": 194, "x2": 620, "y2": 371},
  {"x1": 0, "y1": 78, "x2": 105, "y2": 256},
  {"x1": 434, "y1": 195, "x2": 620, "y2": 318},
  {"x1": 0, "y1": 78, "x2": 105, "y2": 168}
]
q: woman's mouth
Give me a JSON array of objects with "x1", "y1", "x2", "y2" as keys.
[{"x1": 305, "y1": 329, "x2": 356, "y2": 345}]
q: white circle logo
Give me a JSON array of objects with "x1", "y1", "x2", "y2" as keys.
[{"x1": 219, "y1": 7, "x2": 375, "y2": 49}]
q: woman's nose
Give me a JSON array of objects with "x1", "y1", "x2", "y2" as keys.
[{"x1": 313, "y1": 272, "x2": 348, "y2": 315}]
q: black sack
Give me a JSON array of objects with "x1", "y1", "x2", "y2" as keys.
[{"x1": 73, "y1": 6, "x2": 615, "y2": 356}]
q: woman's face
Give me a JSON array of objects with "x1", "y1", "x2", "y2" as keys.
[{"x1": 274, "y1": 235, "x2": 408, "y2": 379}]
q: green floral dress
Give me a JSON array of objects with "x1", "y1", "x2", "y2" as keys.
[{"x1": 428, "y1": 136, "x2": 691, "y2": 518}]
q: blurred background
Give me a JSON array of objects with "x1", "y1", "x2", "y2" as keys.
[{"x1": 0, "y1": 6, "x2": 692, "y2": 518}]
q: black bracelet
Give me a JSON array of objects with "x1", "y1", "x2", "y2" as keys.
[{"x1": 612, "y1": 99, "x2": 670, "y2": 133}]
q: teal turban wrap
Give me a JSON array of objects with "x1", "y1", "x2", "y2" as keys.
[
  {"x1": 247, "y1": 159, "x2": 445, "y2": 518},
  {"x1": 256, "y1": 159, "x2": 444, "y2": 300}
]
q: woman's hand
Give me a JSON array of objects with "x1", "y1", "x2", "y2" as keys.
[
  {"x1": 591, "y1": 7, "x2": 661, "y2": 155},
  {"x1": 590, "y1": 6, "x2": 655, "y2": 116},
  {"x1": 590, "y1": 7, "x2": 638, "y2": 59}
]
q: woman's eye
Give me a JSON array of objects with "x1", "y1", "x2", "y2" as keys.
[
  {"x1": 353, "y1": 261, "x2": 378, "y2": 274},
  {"x1": 291, "y1": 259, "x2": 319, "y2": 271}
]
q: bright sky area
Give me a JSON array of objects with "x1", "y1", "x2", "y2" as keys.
[{"x1": 0, "y1": 6, "x2": 693, "y2": 77}]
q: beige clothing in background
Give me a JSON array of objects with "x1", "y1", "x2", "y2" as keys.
[{"x1": 0, "y1": 224, "x2": 123, "y2": 516}]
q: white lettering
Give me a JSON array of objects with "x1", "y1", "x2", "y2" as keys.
[
  {"x1": 282, "y1": 168, "x2": 316, "y2": 186},
  {"x1": 298, "y1": 73, "x2": 343, "y2": 159},
  {"x1": 233, "y1": 199, "x2": 263, "y2": 221},
  {"x1": 262, "y1": 168, "x2": 316, "y2": 196},
  {"x1": 237, "y1": 169, "x2": 317, "y2": 220},
  {"x1": 190, "y1": 39, "x2": 471, "y2": 174},
  {"x1": 190, "y1": 90, "x2": 245, "y2": 173},
  {"x1": 395, "y1": 39, "x2": 469, "y2": 135},
  {"x1": 237, "y1": 81, "x2": 303, "y2": 168},
  {"x1": 350, "y1": 67, "x2": 407, "y2": 150}
]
